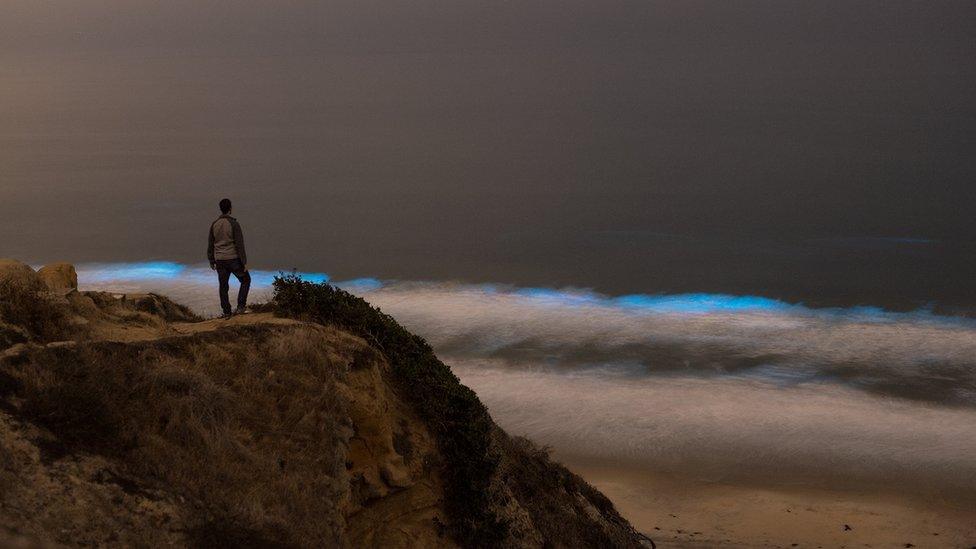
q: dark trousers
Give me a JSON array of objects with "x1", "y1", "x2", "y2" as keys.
[{"x1": 215, "y1": 258, "x2": 251, "y2": 314}]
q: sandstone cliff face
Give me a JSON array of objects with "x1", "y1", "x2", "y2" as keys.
[{"x1": 0, "y1": 260, "x2": 647, "y2": 548}]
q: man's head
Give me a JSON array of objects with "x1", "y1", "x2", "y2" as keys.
[{"x1": 219, "y1": 198, "x2": 232, "y2": 215}]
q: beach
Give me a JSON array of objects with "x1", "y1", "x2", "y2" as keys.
[{"x1": 572, "y1": 461, "x2": 975, "y2": 548}]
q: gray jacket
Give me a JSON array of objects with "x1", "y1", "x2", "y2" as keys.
[{"x1": 207, "y1": 215, "x2": 247, "y2": 265}]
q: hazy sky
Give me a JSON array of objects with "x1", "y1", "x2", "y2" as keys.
[{"x1": 1, "y1": 1, "x2": 975, "y2": 307}]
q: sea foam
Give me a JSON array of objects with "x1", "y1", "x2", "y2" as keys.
[{"x1": 73, "y1": 261, "x2": 976, "y2": 500}]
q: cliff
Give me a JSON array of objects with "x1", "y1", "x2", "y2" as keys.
[{"x1": 0, "y1": 260, "x2": 650, "y2": 548}]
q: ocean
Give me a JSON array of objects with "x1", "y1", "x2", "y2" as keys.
[{"x1": 72, "y1": 262, "x2": 976, "y2": 509}]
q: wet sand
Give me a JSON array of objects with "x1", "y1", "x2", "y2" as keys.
[{"x1": 566, "y1": 459, "x2": 976, "y2": 548}]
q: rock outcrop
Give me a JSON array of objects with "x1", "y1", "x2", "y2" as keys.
[
  {"x1": 37, "y1": 263, "x2": 78, "y2": 292},
  {"x1": 0, "y1": 259, "x2": 40, "y2": 289},
  {"x1": 0, "y1": 260, "x2": 649, "y2": 548}
]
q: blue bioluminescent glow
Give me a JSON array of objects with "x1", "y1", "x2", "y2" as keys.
[
  {"x1": 80, "y1": 261, "x2": 187, "y2": 281},
  {"x1": 76, "y1": 263, "x2": 329, "y2": 284},
  {"x1": 613, "y1": 293, "x2": 793, "y2": 314},
  {"x1": 336, "y1": 277, "x2": 384, "y2": 291},
  {"x1": 509, "y1": 287, "x2": 795, "y2": 314},
  {"x1": 70, "y1": 260, "x2": 976, "y2": 405},
  {"x1": 70, "y1": 260, "x2": 976, "y2": 338},
  {"x1": 301, "y1": 272, "x2": 330, "y2": 284},
  {"x1": 71, "y1": 261, "x2": 976, "y2": 327}
]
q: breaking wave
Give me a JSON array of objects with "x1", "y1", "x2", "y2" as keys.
[
  {"x1": 74, "y1": 262, "x2": 976, "y2": 408},
  {"x1": 73, "y1": 262, "x2": 976, "y2": 500}
]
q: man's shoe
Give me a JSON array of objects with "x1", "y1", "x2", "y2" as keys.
[
  {"x1": 234, "y1": 307, "x2": 249, "y2": 315},
  {"x1": 220, "y1": 312, "x2": 233, "y2": 320}
]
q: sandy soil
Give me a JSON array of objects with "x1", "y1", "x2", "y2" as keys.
[
  {"x1": 565, "y1": 459, "x2": 976, "y2": 549},
  {"x1": 171, "y1": 312, "x2": 300, "y2": 334}
]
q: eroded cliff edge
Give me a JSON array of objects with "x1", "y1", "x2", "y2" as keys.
[{"x1": 0, "y1": 259, "x2": 649, "y2": 548}]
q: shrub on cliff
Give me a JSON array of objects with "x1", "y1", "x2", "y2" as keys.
[{"x1": 271, "y1": 274, "x2": 507, "y2": 547}]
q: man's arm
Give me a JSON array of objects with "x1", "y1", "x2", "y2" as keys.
[
  {"x1": 232, "y1": 219, "x2": 247, "y2": 269},
  {"x1": 207, "y1": 222, "x2": 216, "y2": 268}
]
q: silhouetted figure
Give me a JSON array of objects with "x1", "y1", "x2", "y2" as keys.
[{"x1": 207, "y1": 198, "x2": 250, "y2": 318}]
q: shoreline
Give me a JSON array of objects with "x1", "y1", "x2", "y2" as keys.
[{"x1": 563, "y1": 457, "x2": 976, "y2": 548}]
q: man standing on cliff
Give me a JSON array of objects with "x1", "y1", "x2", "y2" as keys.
[{"x1": 207, "y1": 198, "x2": 251, "y2": 319}]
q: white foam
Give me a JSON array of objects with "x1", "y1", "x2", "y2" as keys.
[
  {"x1": 453, "y1": 360, "x2": 976, "y2": 498},
  {"x1": 74, "y1": 261, "x2": 976, "y2": 499}
]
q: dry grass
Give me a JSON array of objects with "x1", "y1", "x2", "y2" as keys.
[
  {"x1": 0, "y1": 279, "x2": 74, "y2": 344},
  {"x1": 271, "y1": 275, "x2": 507, "y2": 546},
  {"x1": 130, "y1": 293, "x2": 202, "y2": 323},
  {"x1": 497, "y1": 434, "x2": 647, "y2": 548},
  {"x1": 3, "y1": 324, "x2": 351, "y2": 548}
]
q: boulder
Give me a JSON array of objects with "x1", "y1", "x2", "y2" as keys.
[
  {"x1": 0, "y1": 259, "x2": 75, "y2": 343},
  {"x1": 0, "y1": 259, "x2": 41, "y2": 290},
  {"x1": 37, "y1": 263, "x2": 78, "y2": 291}
]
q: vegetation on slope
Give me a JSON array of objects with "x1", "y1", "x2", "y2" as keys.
[
  {"x1": 3, "y1": 326, "x2": 351, "y2": 547},
  {"x1": 271, "y1": 275, "x2": 507, "y2": 546}
]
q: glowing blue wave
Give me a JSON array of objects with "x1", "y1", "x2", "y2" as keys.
[
  {"x1": 80, "y1": 261, "x2": 188, "y2": 281},
  {"x1": 462, "y1": 284, "x2": 961, "y2": 323},
  {"x1": 508, "y1": 287, "x2": 792, "y2": 314},
  {"x1": 76, "y1": 262, "x2": 331, "y2": 286},
  {"x1": 71, "y1": 261, "x2": 975, "y2": 327},
  {"x1": 69, "y1": 260, "x2": 976, "y2": 408},
  {"x1": 613, "y1": 293, "x2": 791, "y2": 314}
]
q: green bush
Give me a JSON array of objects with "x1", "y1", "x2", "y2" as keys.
[{"x1": 271, "y1": 274, "x2": 507, "y2": 547}]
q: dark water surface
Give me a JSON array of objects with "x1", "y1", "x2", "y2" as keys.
[{"x1": 2, "y1": 1, "x2": 975, "y2": 310}]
